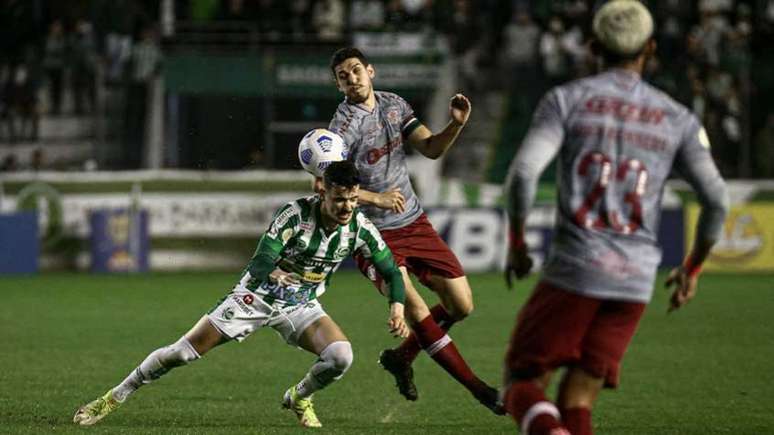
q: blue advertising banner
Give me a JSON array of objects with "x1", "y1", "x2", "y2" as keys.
[
  {"x1": 425, "y1": 206, "x2": 684, "y2": 273},
  {"x1": 89, "y1": 209, "x2": 149, "y2": 273},
  {"x1": 0, "y1": 212, "x2": 39, "y2": 274}
]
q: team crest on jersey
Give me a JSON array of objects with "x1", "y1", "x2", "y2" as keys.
[
  {"x1": 334, "y1": 246, "x2": 350, "y2": 259},
  {"x1": 387, "y1": 109, "x2": 399, "y2": 124},
  {"x1": 281, "y1": 228, "x2": 294, "y2": 243},
  {"x1": 243, "y1": 294, "x2": 254, "y2": 305},
  {"x1": 222, "y1": 307, "x2": 234, "y2": 320}
]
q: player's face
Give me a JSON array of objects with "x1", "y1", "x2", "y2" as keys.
[
  {"x1": 333, "y1": 58, "x2": 374, "y2": 104},
  {"x1": 322, "y1": 184, "x2": 360, "y2": 226}
]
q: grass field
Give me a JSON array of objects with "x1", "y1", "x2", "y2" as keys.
[{"x1": 1, "y1": 271, "x2": 772, "y2": 434}]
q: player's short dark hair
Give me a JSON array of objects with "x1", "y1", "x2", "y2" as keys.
[
  {"x1": 330, "y1": 47, "x2": 369, "y2": 75},
  {"x1": 323, "y1": 161, "x2": 360, "y2": 189}
]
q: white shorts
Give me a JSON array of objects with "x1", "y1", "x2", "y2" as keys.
[{"x1": 206, "y1": 288, "x2": 327, "y2": 346}]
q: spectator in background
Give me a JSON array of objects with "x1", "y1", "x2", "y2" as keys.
[
  {"x1": 384, "y1": 0, "x2": 408, "y2": 31},
  {"x1": 7, "y1": 61, "x2": 39, "y2": 142},
  {"x1": 124, "y1": 25, "x2": 163, "y2": 168},
  {"x1": 43, "y1": 20, "x2": 67, "y2": 115},
  {"x1": 71, "y1": 20, "x2": 98, "y2": 115},
  {"x1": 129, "y1": 27, "x2": 163, "y2": 84},
  {"x1": 445, "y1": 0, "x2": 481, "y2": 92},
  {"x1": 539, "y1": 16, "x2": 571, "y2": 85},
  {"x1": 503, "y1": 10, "x2": 540, "y2": 90},
  {"x1": 97, "y1": 0, "x2": 138, "y2": 83},
  {"x1": 288, "y1": 0, "x2": 313, "y2": 39},
  {"x1": 312, "y1": 0, "x2": 345, "y2": 41},
  {"x1": 350, "y1": 0, "x2": 385, "y2": 31}
]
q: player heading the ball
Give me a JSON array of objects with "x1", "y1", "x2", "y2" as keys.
[{"x1": 73, "y1": 160, "x2": 409, "y2": 429}]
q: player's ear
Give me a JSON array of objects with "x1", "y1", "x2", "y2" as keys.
[
  {"x1": 644, "y1": 39, "x2": 657, "y2": 58},
  {"x1": 367, "y1": 64, "x2": 375, "y2": 79}
]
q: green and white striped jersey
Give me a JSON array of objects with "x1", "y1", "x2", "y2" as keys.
[{"x1": 237, "y1": 195, "x2": 391, "y2": 306}]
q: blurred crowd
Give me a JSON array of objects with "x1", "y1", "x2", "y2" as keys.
[
  {"x1": 0, "y1": 0, "x2": 162, "y2": 145},
  {"x1": 1, "y1": 0, "x2": 773, "y2": 178}
]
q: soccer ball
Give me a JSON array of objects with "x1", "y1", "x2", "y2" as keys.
[{"x1": 298, "y1": 128, "x2": 348, "y2": 177}]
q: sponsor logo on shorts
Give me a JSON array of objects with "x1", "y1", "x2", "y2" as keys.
[
  {"x1": 222, "y1": 307, "x2": 234, "y2": 320},
  {"x1": 233, "y1": 294, "x2": 254, "y2": 315}
]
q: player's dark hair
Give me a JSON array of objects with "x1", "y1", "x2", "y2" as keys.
[
  {"x1": 330, "y1": 47, "x2": 369, "y2": 75},
  {"x1": 323, "y1": 161, "x2": 360, "y2": 189}
]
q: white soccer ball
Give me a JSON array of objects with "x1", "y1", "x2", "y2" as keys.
[{"x1": 298, "y1": 128, "x2": 348, "y2": 177}]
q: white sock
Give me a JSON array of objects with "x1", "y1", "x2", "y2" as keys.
[
  {"x1": 295, "y1": 341, "x2": 353, "y2": 398},
  {"x1": 112, "y1": 337, "x2": 200, "y2": 402}
]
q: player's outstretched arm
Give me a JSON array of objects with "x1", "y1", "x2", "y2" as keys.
[
  {"x1": 407, "y1": 93, "x2": 471, "y2": 160},
  {"x1": 502, "y1": 91, "x2": 564, "y2": 289},
  {"x1": 358, "y1": 188, "x2": 405, "y2": 213},
  {"x1": 667, "y1": 118, "x2": 730, "y2": 312}
]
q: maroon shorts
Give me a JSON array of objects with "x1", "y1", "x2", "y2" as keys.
[
  {"x1": 356, "y1": 213, "x2": 464, "y2": 289},
  {"x1": 504, "y1": 281, "x2": 645, "y2": 388}
]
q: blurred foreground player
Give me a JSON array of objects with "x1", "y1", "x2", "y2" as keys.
[
  {"x1": 328, "y1": 46, "x2": 503, "y2": 413},
  {"x1": 74, "y1": 161, "x2": 409, "y2": 428},
  {"x1": 502, "y1": 1, "x2": 729, "y2": 434}
]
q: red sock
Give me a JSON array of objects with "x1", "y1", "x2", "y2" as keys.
[
  {"x1": 412, "y1": 314, "x2": 488, "y2": 398},
  {"x1": 561, "y1": 407, "x2": 592, "y2": 435},
  {"x1": 505, "y1": 382, "x2": 568, "y2": 435},
  {"x1": 395, "y1": 305, "x2": 455, "y2": 362}
]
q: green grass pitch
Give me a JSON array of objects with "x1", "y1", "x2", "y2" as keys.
[{"x1": 1, "y1": 271, "x2": 772, "y2": 434}]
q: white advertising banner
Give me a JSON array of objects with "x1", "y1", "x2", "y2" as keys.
[{"x1": 3, "y1": 192, "x2": 304, "y2": 237}]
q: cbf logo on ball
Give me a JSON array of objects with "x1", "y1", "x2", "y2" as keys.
[
  {"x1": 298, "y1": 128, "x2": 347, "y2": 177},
  {"x1": 317, "y1": 135, "x2": 334, "y2": 152}
]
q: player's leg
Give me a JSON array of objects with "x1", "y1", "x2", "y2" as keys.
[
  {"x1": 385, "y1": 215, "x2": 472, "y2": 367},
  {"x1": 382, "y1": 267, "x2": 502, "y2": 412},
  {"x1": 282, "y1": 314, "x2": 352, "y2": 428},
  {"x1": 555, "y1": 299, "x2": 646, "y2": 435},
  {"x1": 503, "y1": 282, "x2": 602, "y2": 434},
  {"x1": 556, "y1": 368, "x2": 603, "y2": 435},
  {"x1": 389, "y1": 274, "x2": 472, "y2": 364},
  {"x1": 73, "y1": 316, "x2": 226, "y2": 426}
]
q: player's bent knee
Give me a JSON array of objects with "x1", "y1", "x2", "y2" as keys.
[
  {"x1": 321, "y1": 340, "x2": 353, "y2": 378},
  {"x1": 451, "y1": 301, "x2": 474, "y2": 320},
  {"x1": 160, "y1": 337, "x2": 201, "y2": 368}
]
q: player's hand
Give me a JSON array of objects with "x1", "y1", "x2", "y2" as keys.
[
  {"x1": 664, "y1": 266, "x2": 698, "y2": 313},
  {"x1": 504, "y1": 243, "x2": 533, "y2": 290},
  {"x1": 449, "y1": 93, "x2": 471, "y2": 126},
  {"x1": 388, "y1": 303, "x2": 410, "y2": 338},
  {"x1": 375, "y1": 189, "x2": 405, "y2": 213},
  {"x1": 270, "y1": 269, "x2": 302, "y2": 287}
]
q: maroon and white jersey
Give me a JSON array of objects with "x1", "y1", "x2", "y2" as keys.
[
  {"x1": 329, "y1": 91, "x2": 423, "y2": 230},
  {"x1": 506, "y1": 69, "x2": 728, "y2": 303}
]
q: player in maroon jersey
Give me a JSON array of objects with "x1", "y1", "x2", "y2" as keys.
[
  {"x1": 328, "y1": 46, "x2": 503, "y2": 413},
  {"x1": 502, "y1": 1, "x2": 729, "y2": 434}
]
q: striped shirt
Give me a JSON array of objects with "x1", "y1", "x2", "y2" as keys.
[{"x1": 239, "y1": 195, "x2": 392, "y2": 306}]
